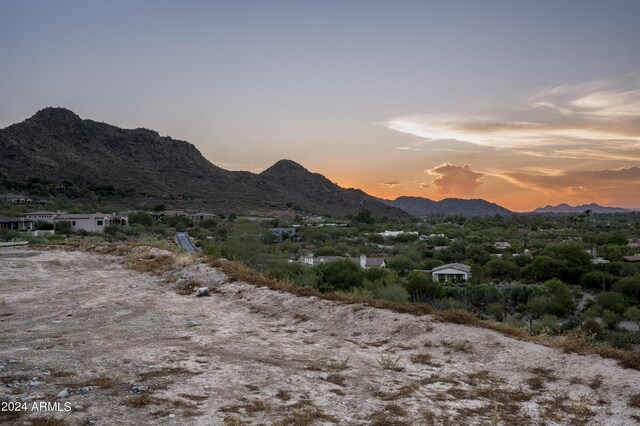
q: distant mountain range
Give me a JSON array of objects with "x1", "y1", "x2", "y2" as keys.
[
  {"x1": 382, "y1": 196, "x2": 513, "y2": 217},
  {"x1": 530, "y1": 203, "x2": 629, "y2": 214},
  {"x1": 0, "y1": 107, "x2": 407, "y2": 218}
]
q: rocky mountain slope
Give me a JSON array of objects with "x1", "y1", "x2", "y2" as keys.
[
  {"x1": 384, "y1": 195, "x2": 513, "y2": 217},
  {"x1": 531, "y1": 203, "x2": 629, "y2": 214},
  {"x1": 0, "y1": 108, "x2": 406, "y2": 218}
]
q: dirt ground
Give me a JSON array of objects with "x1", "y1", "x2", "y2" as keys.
[{"x1": 1, "y1": 247, "x2": 639, "y2": 425}]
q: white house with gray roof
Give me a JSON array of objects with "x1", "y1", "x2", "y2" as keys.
[{"x1": 431, "y1": 263, "x2": 472, "y2": 283}]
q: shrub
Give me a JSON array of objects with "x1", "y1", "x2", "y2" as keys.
[
  {"x1": 582, "y1": 318, "x2": 605, "y2": 340},
  {"x1": 596, "y1": 292, "x2": 627, "y2": 314},
  {"x1": 378, "y1": 282, "x2": 410, "y2": 303},
  {"x1": 602, "y1": 310, "x2": 621, "y2": 330},
  {"x1": 54, "y1": 220, "x2": 72, "y2": 234},
  {"x1": 316, "y1": 259, "x2": 364, "y2": 292}
]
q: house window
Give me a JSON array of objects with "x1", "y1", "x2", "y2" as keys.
[
  {"x1": 72, "y1": 221, "x2": 76, "y2": 226},
  {"x1": 97, "y1": 220, "x2": 103, "y2": 226}
]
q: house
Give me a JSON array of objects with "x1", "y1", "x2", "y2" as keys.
[
  {"x1": 54, "y1": 213, "x2": 128, "y2": 233},
  {"x1": 494, "y1": 242, "x2": 511, "y2": 250},
  {"x1": 0, "y1": 216, "x2": 33, "y2": 231},
  {"x1": 24, "y1": 211, "x2": 61, "y2": 224},
  {"x1": 268, "y1": 227, "x2": 300, "y2": 242},
  {"x1": 592, "y1": 257, "x2": 610, "y2": 264},
  {"x1": 0, "y1": 193, "x2": 32, "y2": 203},
  {"x1": 623, "y1": 254, "x2": 640, "y2": 263},
  {"x1": 378, "y1": 230, "x2": 418, "y2": 238},
  {"x1": 301, "y1": 255, "x2": 386, "y2": 269},
  {"x1": 431, "y1": 263, "x2": 472, "y2": 283},
  {"x1": 628, "y1": 239, "x2": 640, "y2": 249}
]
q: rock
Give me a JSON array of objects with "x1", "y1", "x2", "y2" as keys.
[
  {"x1": 195, "y1": 287, "x2": 210, "y2": 297},
  {"x1": 57, "y1": 388, "x2": 69, "y2": 398},
  {"x1": 131, "y1": 384, "x2": 146, "y2": 394},
  {"x1": 187, "y1": 320, "x2": 200, "y2": 327},
  {"x1": 52, "y1": 320, "x2": 63, "y2": 324},
  {"x1": 128, "y1": 284, "x2": 137, "y2": 288},
  {"x1": 73, "y1": 405, "x2": 84, "y2": 411},
  {"x1": 28, "y1": 381, "x2": 45, "y2": 387},
  {"x1": 169, "y1": 414, "x2": 176, "y2": 418},
  {"x1": 79, "y1": 387, "x2": 90, "y2": 395},
  {"x1": 8, "y1": 359, "x2": 19, "y2": 364},
  {"x1": 318, "y1": 373, "x2": 329, "y2": 381}
]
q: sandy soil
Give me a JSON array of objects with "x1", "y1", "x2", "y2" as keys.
[{"x1": 1, "y1": 247, "x2": 639, "y2": 425}]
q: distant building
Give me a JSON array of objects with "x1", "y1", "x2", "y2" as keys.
[
  {"x1": 494, "y1": 242, "x2": 511, "y2": 250},
  {"x1": 628, "y1": 239, "x2": 640, "y2": 249},
  {"x1": 301, "y1": 255, "x2": 386, "y2": 269},
  {"x1": 378, "y1": 230, "x2": 418, "y2": 238},
  {"x1": 0, "y1": 193, "x2": 32, "y2": 203},
  {"x1": 269, "y1": 227, "x2": 299, "y2": 242},
  {"x1": 431, "y1": 263, "x2": 472, "y2": 283},
  {"x1": 24, "y1": 211, "x2": 60, "y2": 224},
  {"x1": 54, "y1": 213, "x2": 127, "y2": 233},
  {"x1": 592, "y1": 257, "x2": 610, "y2": 264},
  {"x1": 623, "y1": 254, "x2": 640, "y2": 263},
  {"x1": 0, "y1": 216, "x2": 33, "y2": 231}
]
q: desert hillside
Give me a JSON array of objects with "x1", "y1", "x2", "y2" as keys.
[{"x1": 1, "y1": 247, "x2": 639, "y2": 425}]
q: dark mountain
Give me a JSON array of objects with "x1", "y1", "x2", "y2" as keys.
[
  {"x1": 383, "y1": 196, "x2": 513, "y2": 217},
  {"x1": 260, "y1": 160, "x2": 407, "y2": 218},
  {"x1": 531, "y1": 203, "x2": 628, "y2": 214},
  {"x1": 0, "y1": 107, "x2": 407, "y2": 218}
]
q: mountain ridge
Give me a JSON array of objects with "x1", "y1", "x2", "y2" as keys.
[
  {"x1": 382, "y1": 195, "x2": 513, "y2": 217},
  {"x1": 531, "y1": 203, "x2": 629, "y2": 214},
  {"x1": 0, "y1": 107, "x2": 408, "y2": 218}
]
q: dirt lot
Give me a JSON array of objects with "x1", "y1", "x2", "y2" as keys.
[{"x1": 1, "y1": 247, "x2": 639, "y2": 425}]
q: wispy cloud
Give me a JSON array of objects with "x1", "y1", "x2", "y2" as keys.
[
  {"x1": 381, "y1": 181, "x2": 402, "y2": 187},
  {"x1": 381, "y1": 73, "x2": 640, "y2": 162},
  {"x1": 428, "y1": 163, "x2": 483, "y2": 195}
]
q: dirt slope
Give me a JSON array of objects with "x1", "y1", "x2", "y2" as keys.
[{"x1": 1, "y1": 247, "x2": 639, "y2": 425}]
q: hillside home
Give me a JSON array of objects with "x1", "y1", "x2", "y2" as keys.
[
  {"x1": 378, "y1": 230, "x2": 418, "y2": 238},
  {"x1": 269, "y1": 227, "x2": 299, "y2": 242},
  {"x1": 0, "y1": 216, "x2": 33, "y2": 231},
  {"x1": 623, "y1": 255, "x2": 640, "y2": 263},
  {"x1": 24, "y1": 211, "x2": 61, "y2": 223},
  {"x1": 54, "y1": 213, "x2": 128, "y2": 233},
  {"x1": 494, "y1": 242, "x2": 511, "y2": 250},
  {"x1": 0, "y1": 193, "x2": 32, "y2": 203},
  {"x1": 301, "y1": 255, "x2": 386, "y2": 269},
  {"x1": 431, "y1": 263, "x2": 472, "y2": 283},
  {"x1": 628, "y1": 239, "x2": 640, "y2": 249}
]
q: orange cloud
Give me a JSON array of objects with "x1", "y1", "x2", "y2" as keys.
[{"x1": 428, "y1": 163, "x2": 483, "y2": 195}]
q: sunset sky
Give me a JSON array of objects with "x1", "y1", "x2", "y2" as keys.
[{"x1": 1, "y1": 1, "x2": 639, "y2": 211}]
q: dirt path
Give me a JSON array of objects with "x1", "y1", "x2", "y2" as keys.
[{"x1": 1, "y1": 247, "x2": 639, "y2": 425}]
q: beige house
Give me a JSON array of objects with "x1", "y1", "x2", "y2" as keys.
[{"x1": 54, "y1": 213, "x2": 128, "y2": 233}]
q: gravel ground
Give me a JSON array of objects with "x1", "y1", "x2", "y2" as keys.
[{"x1": 1, "y1": 247, "x2": 639, "y2": 425}]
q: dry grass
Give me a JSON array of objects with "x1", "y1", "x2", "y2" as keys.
[
  {"x1": 629, "y1": 393, "x2": 640, "y2": 408},
  {"x1": 25, "y1": 417, "x2": 70, "y2": 426},
  {"x1": 273, "y1": 407, "x2": 337, "y2": 425},
  {"x1": 219, "y1": 399, "x2": 267, "y2": 415},
  {"x1": 328, "y1": 356, "x2": 350, "y2": 371},
  {"x1": 377, "y1": 355, "x2": 404, "y2": 371},
  {"x1": 138, "y1": 367, "x2": 195, "y2": 381},
  {"x1": 175, "y1": 278, "x2": 204, "y2": 295},
  {"x1": 326, "y1": 374, "x2": 347, "y2": 387},
  {"x1": 275, "y1": 390, "x2": 291, "y2": 401},
  {"x1": 410, "y1": 353, "x2": 442, "y2": 367},
  {"x1": 441, "y1": 339, "x2": 473, "y2": 353}
]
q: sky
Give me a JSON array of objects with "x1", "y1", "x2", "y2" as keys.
[{"x1": 1, "y1": 0, "x2": 639, "y2": 211}]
